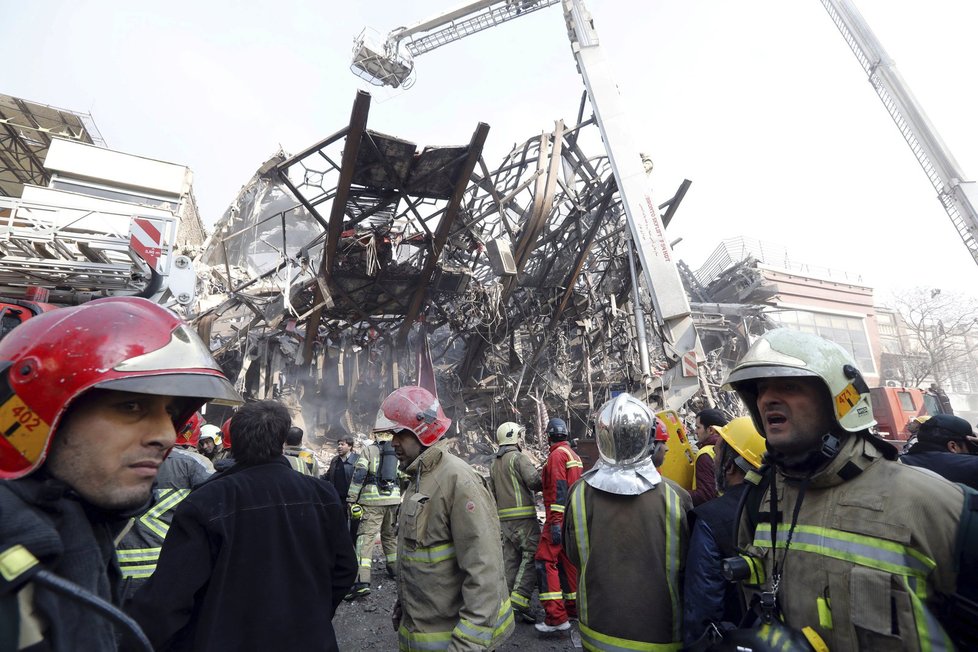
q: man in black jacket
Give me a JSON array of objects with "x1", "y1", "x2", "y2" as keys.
[
  {"x1": 901, "y1": 413, "x2": 978, "y2": 490},
  {"x1": 324, "y1": 435, "x2": 359, "y2": 501},
  {"x1": 127, "y1": 400, "x2": 357, "y2": 651}
]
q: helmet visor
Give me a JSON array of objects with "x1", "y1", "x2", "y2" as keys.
[
  {"x1": 723, "y1": 364, "x2": 819, "y2": 391},
  {"x1": 97, "y1": 373, "x2": 241, "y2": 405}
]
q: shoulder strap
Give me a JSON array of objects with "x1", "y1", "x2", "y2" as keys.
[
  {"x1": 735, "y1": 465, "x2": 773, "y2": 541},
  {"x1": 955, "y1": 484, "x2": 978, "y2": 601}
]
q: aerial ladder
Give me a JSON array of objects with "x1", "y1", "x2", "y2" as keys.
[
  {"x1": 0, "y1": 193, "x2": 196, "y2": 340},
  {"x1": 820, "y1": 0, "x2": 978, "y2": 267},
  {"x1": 351, "y1": 0, "x2": 706, "y2": 411}
]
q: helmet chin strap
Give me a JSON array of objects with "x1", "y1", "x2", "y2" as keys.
[{"x1": 768, "y1": 432, "x2": 844, "y2": 475}]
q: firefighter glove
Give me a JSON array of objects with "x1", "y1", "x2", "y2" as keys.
[{"x1": 550, "y1": 523, "x2": 562, "y2": 546}]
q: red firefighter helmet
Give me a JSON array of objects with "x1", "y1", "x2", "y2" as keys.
[
  {"x1": 374, "y1": 386, "x2": 451, "y2": 446},
  {"x1": 221, "y1": 417, "x2": 233, "y2": 450},
  {"x1": 0, "y1": 297, "x2": 240, "y2": 480},
  {"x1": 654, "y1": 417, "x2": 670, "y2": 442},
  {"x1": 176, "y1": 412, "x2": 204, "y2": 447}
]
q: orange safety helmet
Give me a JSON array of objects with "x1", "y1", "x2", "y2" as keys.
[
  {"x1": 0, "y1": 297, "x2": 240, "y2": 480},
  {"x1": 176, "y1": 412, "x2": 204, "y2": 447},
  {"x1": 374, "y1": 386, "x2": 451, "y2": 446}
]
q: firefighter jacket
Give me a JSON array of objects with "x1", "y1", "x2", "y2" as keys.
[
  {"x1": 126, "y1": 457, "x2": 357, "y2": 651},
  {"x1": 348, "y1": 443, "x2": 401, "y2": 507},
  {"x1": 283, "y1": 445, "x2": 320, "y2": 476},
  {"x1": 0, "y1": 475, "x2": 133, "y2": 651},
  {"x1": 737, "y1": 434, "x2": 965, "y2": 651},
  {"x1": 541, "y1": 441, "x2": 583, "y2": 527},
  {"x1": 564, "y1": 474, "x2": 691, "y2": 650},
  {"x1": 398, "y1": 442, "x2": 514, "y2": 651},
  {"x1": 488, "y1": 445, "x2": 541, "y2": 521},
  {"x1": 117, "y1": 449, "x2": 213, "y2": 595}
]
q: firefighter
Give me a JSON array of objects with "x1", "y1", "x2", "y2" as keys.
[
  {"x1": 563, "y1": 393, "x2": 692, "y2": 649},
  {"x1": 0, "y1": 297, "x2": 239, "y2": 651},
  {"x1": 690, "y1": 408, "x2": 728, "y2": 506},
  {"x1": 380, "y1": 386, "x2": 514, "y2": 651},
  {"x1": 488, "y1": 420, "x2": 542, "y2": 623},
  {"x1": 117, "y1": 416, "x2": 215, "y2": 598},
  {"x1": 725, "y1": 328, "x2": 971, "y2": 650},
  {"x1": 683, "y1": 416, "x2": 767, "y2": 645},
  {"x1": 283, "y1": 425, "x2": 320, "y2": 476},
  {"x1": 197, "y1": 424, "x2": 223, "y2": 460},
  {"x1": 534, "y1": 416, "x2": 583, "y2": 633},
  {"x1": 170, "y1": 411, "x2": 215, "y2": 473},
  {"x1": 213, "y1": 417, "x2": 235, "y2": 470},
  {"x1": 346, "y1": 429, "x2": 401, "y2": 598}
]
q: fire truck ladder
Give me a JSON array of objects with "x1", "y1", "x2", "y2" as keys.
[
  {"x1": 821, "y1": 0, "x2": 978, "y2": 266},
  {"x1": 0, "y1": 197, "x2": 176, "y2": 295}
]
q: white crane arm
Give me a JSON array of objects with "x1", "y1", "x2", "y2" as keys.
[{"x1": 820, "y1": 0, "x2": 978, "y2": 265}]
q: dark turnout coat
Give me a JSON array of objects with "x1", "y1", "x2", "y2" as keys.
[
  {"x1": 127, "y1": 456, "x2": 357, "y2": 651},
  {"x1": 0, "y1": 475, "x2": 131, "y2": 651},
  {"x1": 563, "y1": 474, "x2": 692, "y2": 650}
]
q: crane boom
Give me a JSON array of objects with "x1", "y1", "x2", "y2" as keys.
[
  {"x1": 400, "y1": 0, "x2": 559, "y2": 57},
  {"x1": 820, "y1": 0, "x2": 978, "y2": 266},
  {"x1": 351, "y1": 0, "x2": 705, "y2": 410}
]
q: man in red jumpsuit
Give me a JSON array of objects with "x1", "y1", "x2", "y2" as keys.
[{"x1": 534, "y1": 417, "x2": 583, "y2": 633}]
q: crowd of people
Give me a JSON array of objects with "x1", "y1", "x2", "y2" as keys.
[{"x1": 2, "y1": 297, "x2": 978, "y2": 651}]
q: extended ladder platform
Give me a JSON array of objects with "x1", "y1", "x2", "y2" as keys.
[{"x1": 0, "y1": 197, "x2": 177, "y2": 296}]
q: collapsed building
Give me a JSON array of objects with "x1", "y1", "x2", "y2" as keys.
[{"x1": 192, "y1": 92, "x2": 770, "y2": 453}]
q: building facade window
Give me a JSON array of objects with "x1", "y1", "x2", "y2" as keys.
[{"x1": 769, "y1": 309, "x2": 876, "y2": 372}]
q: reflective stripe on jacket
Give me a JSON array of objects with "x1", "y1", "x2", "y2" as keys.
[
  {"x1": 348, "y1": 443, "x2": 401, "y2": 506},
  {"x1": 564, "y1": 475, "x2": 690, "y2": 650},
  {"x1": 284, "y1": 446, "x2": 320, "y2": 476},
  {"x1": 737, "y1": 435, "x2": 963, "y2": 651},
  {"x1": 117, "y1": 488, "x2": 191, "y2": 580},
  {"x1": 690, "y1": 446, "x2": 715, "y2": 491},
  {"x1": 398, "y1": 442, "x2": 514, "y2": 651},
  {"x1": 489, "y1": 446, "x2": 541, "y2": 521}
]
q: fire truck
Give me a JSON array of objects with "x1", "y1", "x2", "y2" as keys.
[{"x1": 0, "y1": 137, "x2": 199, "y2": 338}]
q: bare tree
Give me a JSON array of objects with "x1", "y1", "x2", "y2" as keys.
[{"x1": 890, "y1": 287, "x2": 978, "y2": 387}]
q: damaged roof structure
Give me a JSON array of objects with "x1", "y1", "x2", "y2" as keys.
[
  {"x1": 0, "y1": 94, "x2": 105, "y2": 198},
  {"x1": 193, "y1": 91, "x2": 770, "y2": 447}
]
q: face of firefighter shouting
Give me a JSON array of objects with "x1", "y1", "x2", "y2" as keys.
[
  {"x1": 755, "y1": 377, "x2": 835, "y2": 457},
  {"x1": 46, "y1": 390, "x2": 181, "y2": 511}
]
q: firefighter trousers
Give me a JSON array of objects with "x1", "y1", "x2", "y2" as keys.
[
  {"x1": 354, "y1": 503, "x2": 398, "y2": 584},
  {"x1": 501, "y1": 518, "x2": 540, "y2": 611},
  {"x1": 534, "y1": 523, "x2": 577, "y2": 625}
]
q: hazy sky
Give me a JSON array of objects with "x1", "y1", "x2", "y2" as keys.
[{"x1": 5, "y1": 0, "x2": 978, "y2": 301}]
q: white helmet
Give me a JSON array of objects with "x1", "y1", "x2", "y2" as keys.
[
  {"x1": 495, "y1": 422, "x2": 524, "y2": 446},
  {"x1": 722, "y1": 328, "x2": 875, "y2": 434},
  {"x1": 594, "y1": 393, "x2": 657, "y2": 467},
  {"x1": 199, "y1": 424, "x2": 223, "y2": 447}
]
